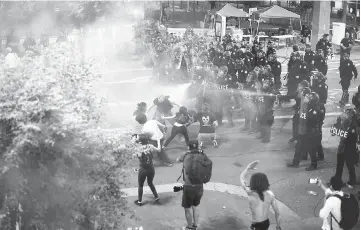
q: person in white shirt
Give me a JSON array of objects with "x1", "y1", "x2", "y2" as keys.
[
  {"x1": 4, "y1": 47, "x2": 20, "y2": 69},
  {"x1": 135, "y1": 114, "x2": 172, "y2": 166},
  {"x1": 318, "y1": 177, "x2": 344, "y2": 230}
]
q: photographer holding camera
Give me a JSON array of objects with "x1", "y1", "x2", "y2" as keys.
[
  {"x1": 175, "y1": 140, "x2": 213, "y2": 230},
  {"x1": 316, "y1": 177, "x2": 359, "y2": 230}
]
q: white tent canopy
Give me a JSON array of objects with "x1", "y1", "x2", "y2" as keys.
[
  {"x1": 216, "y1": 4, "x2": 249, "y2": 18},
  {"x1": 253, "y1": 5, "x2": 300, "y2": 19}
]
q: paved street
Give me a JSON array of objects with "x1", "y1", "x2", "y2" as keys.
[{"x1": 94, "y1": 45, "x2": 360, "y2": 230}]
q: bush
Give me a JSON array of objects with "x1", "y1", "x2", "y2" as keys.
[{"x1": 0, "y1": 43, "x2": 135, "y2": 229}]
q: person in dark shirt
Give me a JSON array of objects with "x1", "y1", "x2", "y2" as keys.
[
  {"x1": 241, "y1": 82, "x2": 258, "y2": 133},
  {"x1": 287, "y1": 52, "x2": 309, "y2": 97},
  {"x1": 162, "y1": 106, "x2": 192, "y2": 148},
  {"x1": 331, "y1": 89, "x2": 359, "y2": 188},
  {"x1": 340, "y1": 32, "x2": 353, "y2": 61},
  {"x1": 194, "y1": 103, "x2": 219, "y2": 148},
  {"x1": 23, "y1": 32, "x2": 36, "y2": 51},
  {"x1": 304, "y1": 46, "x2": 316, "y2": 72},
  {"x1": 268, "y1": 54, "x2": 282, "y2": 91},
  {"x1": 256, "y1": 79, "x2": 277, "y2": 143},
  {"x1": 287, "y1": 91, "x2": 324, "y2": 171},
  {"x1": 339, "y1": 53, "x2": 358, "y2": 106},
  {"x1": 314, "y1": 49, "x2": 328, "y2": 76},
  {"x1": 131, "y1": 134, "x2": 160, "y2": 206},
  {"x1": 301, "y1": 25, "x2": 311, "y2": 43},
  {"x1": 316, "y1": 34, "x2": 332, "y2": 59},
  {"x1": 153, "y1": 95, "x2": 174, "y2": 122},
  {"x1": 266, "y1": 41, "x2": 276, "y2": 59}
]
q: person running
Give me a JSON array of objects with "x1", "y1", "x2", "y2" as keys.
[
  {"x1": 162, "y1": 106, "x2": 192, "y2": 148},
  {"x1": 131, "y1": 134, "x2": 160, "y2": 206},
  {"x1": 240, "y1": 160, "x2": 282, "y2": 230}
]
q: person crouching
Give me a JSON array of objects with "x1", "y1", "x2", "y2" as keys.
[{"x1": 194, "y1": 103, "x2": 219, "y2": 148}]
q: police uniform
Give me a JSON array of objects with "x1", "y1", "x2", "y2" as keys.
[
  {"x1": 269, "y1": 60, "x2": 282, "y2": 90},
  {"x1": 314, "y1": 53, "x2": 328, "y2": 76},
  {"x1": 339, "y1": 58, "x2": 358, "y2": 105},
  {"x1": 316, "y1": 37, "x2": 332, "y2": 58},
  {"x1": 257, "y1": 88, "x2": 276, "y2": 142},
  {"x1": 255, "y1": 51, "x2": 268, "y2": 67},
  {"x1": 288, "y1": 95, "x2": 324, "y2": 170},
  {"x1": 333, "y1": 108, "x2": 358, "y2": 186},
  {"x1": 241, "y1": 85, "x2": 258, "y2": 132},
  {"x1": 304, "y1": 50, "x2": 316, "y2": 72},
  {"x1": 208, "y1": 47, "x2": 216, "y2": 62},
  {"x1": 212, "y1": 51, "x2": 223, "y2": 67},
  {"x1": 243, "y1": 51, "x2": 255, "y2": 70},
  {"x1": 287, "y1": 59, "x2": 309, "y2": 96},
  {"x1": 266, "y1": 47, "x2": 276, "y2": 59},
  {"x1": 234, "y1": 59, "x2": 249, "y2": 84}
]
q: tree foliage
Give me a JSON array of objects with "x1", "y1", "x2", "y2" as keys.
[{"x1": 0, "y1": 43, "x2": 135, "y2": 229}]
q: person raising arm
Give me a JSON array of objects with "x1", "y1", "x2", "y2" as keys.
[{"x1": 240, "y1": 160, "x2": 282, "y2": 230}]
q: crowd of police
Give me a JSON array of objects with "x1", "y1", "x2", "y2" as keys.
[{"x1": 134, "y1": 21, "x2": 359, "y2": 171}]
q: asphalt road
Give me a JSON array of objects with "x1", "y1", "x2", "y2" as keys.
[{"x1": 94, "y1": 47, "x2": 360, "y2": 229}]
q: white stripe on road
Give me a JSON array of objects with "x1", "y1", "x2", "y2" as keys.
[{"x1": 120, "y1": 181, "x2": 301, "y2": 218}]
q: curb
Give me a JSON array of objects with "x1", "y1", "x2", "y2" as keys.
[{"x1": 121, "y1": 182, "x2": 301, "y2": 220}]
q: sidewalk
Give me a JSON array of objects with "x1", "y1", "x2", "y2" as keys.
[{"x1": 123, "y1": 116, "x2": 360, "y2": 230}]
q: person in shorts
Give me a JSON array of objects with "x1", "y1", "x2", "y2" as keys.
[
  {"x1": 194, "y1": 103, "x2": 219, "y2": 148},
  {"x1": 176, "y1": 141, "x2": 204, "y2": 230}
]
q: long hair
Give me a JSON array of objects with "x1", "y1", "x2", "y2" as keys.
[{"x1": 249, "y1": 173, "x2": 270, "y2": 202}]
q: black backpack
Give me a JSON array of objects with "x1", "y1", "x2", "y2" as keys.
[{"x1": 330, "y1": 193, "x2": 359, "y2": 230}]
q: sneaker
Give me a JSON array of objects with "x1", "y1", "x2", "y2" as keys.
[
  {"x1": 164, "y1": 162, "x2": 173, "y2": 167},
  {"x1": 134, "y1": 200, "x2": 142, "y2": 206},
  {"x1": 134, "y1": 168, "x2": 139, "y2": 172},
  {"x1": 286, "y1": 162, "x2": 299, "y2": 168},
  {"x1": 305, "y1": 165, "x2": 317, "y2": 171},
  {"x1": 212, "y1": 140, "x2": 219, "y2": 148},
  {"x1": 155, "y1": 198, "x2": 160, "y2": 203}
]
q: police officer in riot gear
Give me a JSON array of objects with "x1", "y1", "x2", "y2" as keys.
[
  {"x1": 234, "y1": 58, "x2": 249, "y2": 85},
  {"x1": 287, "y1": 52, "x2": 309, "y2": 98},
  {"x1": 331, "y1": 88, "x2": 360, "y2": 188},
  {"x1": 244, "y1": 44, "x2": 255, "y2": 70},
  {"x1": 310, "y1": 71, "x2": 328, "y2": 114},
  {"x1": 266, "y1": 41, "x2": 277, "y2": 59},
  {"x1": 314, "y1": 49, "x2": 328, "y2": 76},
  {"x1": 287, "y1": 91, "x2": 324, "y2": 171},
  {"x1": 268, "y1": 54, "x2": 282, "y2": 91},
  {"x1": 304, "y1": 45, "x2": 316, "y2": 72},
  {"x1": 288, "y1": 81, "x2": 310, "y2": 143},
  {"x1": 241, "y1": 80, "x2": 258, "y2": 133},
  {"x1": 316, "y1": 34, "x2": 332, "y2": 59},
  {"x1": 256, "y1": 78, "x2": 277, "y2": 143},
  {"x1": 339, "y1": 53, "x2": 358, "y2": 106},
  {"x1": 255, "y1": 47, "x2": 268, "y2": 67},
  {"x1": 213, "y1": 46, "x2": 224, "y2": 67}
]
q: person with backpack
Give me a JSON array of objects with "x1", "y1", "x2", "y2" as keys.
[
  {"x1": 175, "y1": 140, "x2": 213, "y2": 230},
  {"x1": 240, "y1": 160, "x2": 282, "y2": 230},
  {"x1": 317, "y1": 177, "x2": 359, "y2": 230},
  {"x1": 131, "y1": 134, "x2": 160, "y2": 206}
]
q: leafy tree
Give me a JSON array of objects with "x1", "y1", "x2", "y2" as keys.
[{"x1": 0, "y1": 43, "x2": 135, "y2": 229}]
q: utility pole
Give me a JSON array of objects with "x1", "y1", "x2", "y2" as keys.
[
  {"x1": 342, "y1": 0, "x2": 347, "y2": 23},
  {"x1": 172, "y1": 0, "x2": 175, "y2": 24}
]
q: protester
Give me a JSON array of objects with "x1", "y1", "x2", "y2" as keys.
[
  {"x1": 340, "y1": 32, "x2": 353, "y2": 61},
  {"x1": 162, "y1": 106, "x2": 192, "y2": 148},
  {"x1": 240, "y1": 160, "x2": 282, "y2": 230},
  {"x1": 131, "y1": 134, "x2": 160, "y2": 206},
  {"x1": 135, "y1": 114, "x2": 173, "y2": 166},
  {"x1": 316, "y1": 34, "x2": 332, "y2": 59},
  {"x1": 176, "y1": 140, "x2": 212, "y2": 230},
  {"x1": 193, "y1": 103, "x2": 219, "y2": 148},
  {"x1": 318, "y1": 177, "x2": 359, "y2": 230}
]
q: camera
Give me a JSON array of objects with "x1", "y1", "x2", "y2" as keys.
[
  {"x1": 173, "y1": 186, "x2": 183, "y2": 192},
  {"x1": 309, "y1": 178, "x2": 319, "y2": 184}
]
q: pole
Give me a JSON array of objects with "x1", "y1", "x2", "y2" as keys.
[
  {"x1": 355, "y1": 0, "x2": 358, "y2": 27},
  {"x1": 342, "y1": 0, "x2": 347, "y2": 24},
  {"x1": 172, "y1": 0, "x2": 175, "y2": 24}
]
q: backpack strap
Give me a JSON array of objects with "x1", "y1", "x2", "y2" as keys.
[
  {"x1": 330, "y1": 194, "x2": 343, "y2": 226},
  {"x1": 176, "y1": 152, "x2": 190, "y2": 182}
]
